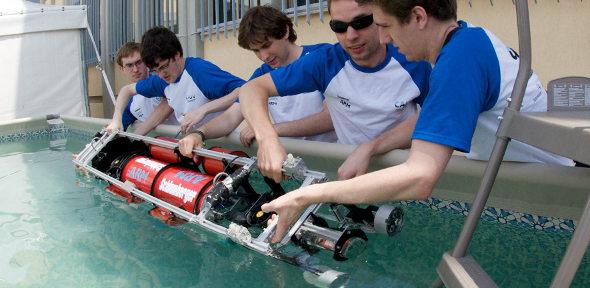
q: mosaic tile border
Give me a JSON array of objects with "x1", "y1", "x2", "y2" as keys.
[
  {"x1": 0, "y1": 127, "x2": 578, "y2": 234},
  {"x1": 0, "y1": 127, "x2": 51, "y2": 143},
  {"x1": 400, "y1": 198, "x2": 576, "y2": 233}
]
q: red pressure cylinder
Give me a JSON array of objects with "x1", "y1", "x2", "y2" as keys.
[
  {"x1": 202, "y1": 147, "x2": 248, "y2": 175},
  {"x1": 151, "y1": 166, "x2": 215, "y2": 214},
  {"x1": 120, "y1": 155, "x2": 168, "y2": 192},
  {"x1": 149, "y1": 136, "x2": 183, "y2": 164}
]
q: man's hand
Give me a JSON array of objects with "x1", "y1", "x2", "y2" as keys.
[
  {"x1": 261, "y1": 184, "x2": 318, "y2": 243},
  {"x1": 180, "y1": 108, "x2": 206, "y2": 135},
  {"x1": 105, "y1": 121, "x2": 123, "y2": 133},
  {"x1": 337, "y1": 143, "x2": 373, "y2": 180},
  {"x1": 240, "y1": 125, "x2": 256, "y2": 147},
  {"x1": 257, "y1": 137, "x2": 287, "y2": 183},
  {"x1": 178, "y1": 133, "x2": 204, "y2": 162}
]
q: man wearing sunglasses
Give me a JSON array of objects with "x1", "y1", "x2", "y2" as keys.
[
  {"x1": 107, "y1": 27, "x2": 245, "y2": 135},
  {"x1": 239, "y1": 0, "x2": 431, "y2": 182},
  {"x1": 178, "y1": 6, "x2": 337, "y2": 158},
  {"x1": 115, "y1": 42, "x2": 178, "y2": 135},
  {"x1": 257, "y1": 0, "x2": 573, "y2": 243}
]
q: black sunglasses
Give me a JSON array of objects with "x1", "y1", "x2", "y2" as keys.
[{"x1": 329, "y1": 14, "x2": 374, "y2": 34}]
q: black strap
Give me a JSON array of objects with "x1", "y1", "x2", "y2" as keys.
[{"x1": 443, "y1": 24, "x2": 461, "y2": 47}]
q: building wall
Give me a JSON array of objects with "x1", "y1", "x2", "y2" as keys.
[
  {"x1": 87, "y1": 66, "x2": 104, "y2": 118},
  {"x1": 204, "y1": 0, "x2": 590, "y2": 86},
  {"x1": 204, "y1": 14, "x2": 336, "y2": 80},
  {"x1": 83, "y1": 0, "x2": 589, "y2": 115}
]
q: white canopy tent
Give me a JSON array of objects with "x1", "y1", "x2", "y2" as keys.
[{"x1": 0, "y1": 0, "x2": 88, "y2": 121}]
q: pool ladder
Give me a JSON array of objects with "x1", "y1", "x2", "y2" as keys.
[{"x1": 434, "y1": 0, "x2": 590, "y2": 287}]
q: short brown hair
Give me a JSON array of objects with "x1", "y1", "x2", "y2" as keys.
[
  {"x1": 356, "y1": 0, "x2": 457, "y2": 23},
  {"x1": 115, "y1": 42, "x2": 141, "y2": 67},
  {"x1": 141, "y1": 27, "x2": 183, "y2": 69},
  {"x1": 327, "y1": 0, "x2": 362, "y2": 15},
  {"x1": 238, "y1": 5, "x2": 296, "y2": 50}
]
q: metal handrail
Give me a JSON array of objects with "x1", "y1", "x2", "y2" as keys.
[
  {"x1": 551, "y1": 197, "x2": 590, "y2": 287},
  {"x1": 440, "y1": 1, "x2": 590, "y2": 287},
  {"x1": 434, "y1": 1, "x2": 532, "y2": 287},
  {"x1": 451, "y1": 0, "x2": 532, "y2": 260}
]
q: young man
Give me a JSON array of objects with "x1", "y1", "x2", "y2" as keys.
[
  {"x1": 238, "y1": 0, "x2": 431, "y2": 181},
  {"x1": 178, "y1": 6, "x2": 336, "y2": 158},
  {"x1": 115, "y1": 42, "x2": 177, "y2": 135},
  {"x1": 257, "y1": 0, "x2": 573, "y2": 242},
  {"x1": 106, "y1": 27, "x2": 245, "y2": 134}
]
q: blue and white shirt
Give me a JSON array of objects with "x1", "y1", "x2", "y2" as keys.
[
  {"x1": 250, "y1": 44, "x2": 337, "y2": 143},
  {"x1": 413, "y1": 21, "x2": 572, "y2": 165},
  {"x1": 269, "y1": 43, "x2": 431, "y2": 145},
  {"x1": 136, "y1": 58, "x2": 245, "y2": 127},
  {"x1": 122, "y1": 95, "x2": 179, "y2": 130}
]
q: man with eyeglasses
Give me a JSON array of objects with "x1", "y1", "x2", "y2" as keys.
[
  {"x1": 115, "y1": 42, "x2": 177, "y2": 135},
  {"x1": 177, "y1": 5, "x2": 337, "y2": 159},
  {"x1": 107, "y1": 27, "x2": 245, "y2": 135},
  {"x1": 238, "y1": 0, "x2": 431, "y2": 182}
]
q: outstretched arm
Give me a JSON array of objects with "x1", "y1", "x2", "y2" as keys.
[
  {"x1": 262, "y1": 139, "x2": 453, "y2": 242},
  {"x1": 274, "y1": 101, "x2": 334, "y2": 137},
  {"x1": 178, "y1": 103, "x2": 243, "y2": 159},
  {"x1": 240, "y1": 74, "x2": 286, "y2": 183},
  {"x1": 240, "y1": 102, "x2": 334, "y2": 146},
  {"x1": 338, "y1": 113, "x2": 418, "y2": 180},
  {"x1": 132, "y1": 99, "x2": 174, "y2": 136},
  {"x1": 180, "y1": 88, "x2": 241, "y2": 134},
  {"x1": 106, "y1": 83, "x2": 137, "y2": 132}
]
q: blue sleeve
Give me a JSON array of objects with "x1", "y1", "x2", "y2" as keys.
[
  {"x1": 186, "y1": 58, "x2": 246, "y2": 100},
  {"x1": 270, "y1": 44, "x2": 344, "y2": 96},
  {"x1": 303, "y1": 43, "x2": 333, "y2": 54},
  {"x1": 121, "y1": 100, "x2": 136, "y2": 131},
  {"x1": 412, "y1": 30, "x2": 499, "y2": 152},
  {"x1": 249, "y1": 65, "x2": 270, "y2": 81},
  {"x1": 135, "y1": 75, "x2": 168, "y2": 98}
]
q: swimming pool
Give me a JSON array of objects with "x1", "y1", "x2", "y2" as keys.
[{"x1": 0, "y1": 121, "x2": 589, "y2": 287}]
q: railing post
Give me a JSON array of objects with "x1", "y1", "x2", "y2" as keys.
[
  {"x1": 100, "y1": 0, "x2": 114, "y2": 117},
  {"x1": 134, "y1": 0, "x2": 141, "y2": 41},
  {"x1": 191, "y1": 0, "x2": 205, "y2": 57},
  {"x1": 177, "y1": 0, "x2": 189, "y2": 57}
]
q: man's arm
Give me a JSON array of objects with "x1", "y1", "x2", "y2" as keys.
[
  {"x1": 240, "y1": 74, "x2": 286, "y2": 183},
  {"x1": 180, "y1": 87, "x2": 241, "y2": 134},
  {"x1": 106, "y1": 83, "x2": 137, "y2": 132},
  {"x1": 338, "y1": 113, "x2": 418, "y2": 180},
  {"x1": 131, "y1": 99, "x2": 174, "y2": 136},
  {"x1": 178, "y1": 103, "x2": 243, "y2": 159},
  {"x1": 240, "y1": 101, "x2": 334, "y2": 146},
  {"x1": 262, "y1": 139, "x2": 453, "y2": 242},
  {"x1": 274, "y1": 101, "x2": 334, "y2": 137}
]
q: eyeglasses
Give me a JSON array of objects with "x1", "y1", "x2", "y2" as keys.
[
  {"x1": 149, "y1": 58, "x2": 172, "y2": 74},
  {"x1": 122, "y1": 59, "x2": 144, "y2": 70},
  {"x1": 329, "y1": 14, "x2": 374, "y2": 34}
]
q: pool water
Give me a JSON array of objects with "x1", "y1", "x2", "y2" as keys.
[{"x1": 0, "y1": 134, "x2": 588, "y2": 287}]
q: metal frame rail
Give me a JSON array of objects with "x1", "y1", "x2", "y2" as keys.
[{"x1": 435, "y1": 0, "x2": 590, "y2": 287}]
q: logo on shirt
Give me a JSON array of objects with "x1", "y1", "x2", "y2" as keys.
[
  {"x1": 268, "y1": 100, "x2": 278, "y2": 106},
  {"x1": 508, "y1": 47, "x2": 519, "y2": 60},
  {"x1": 394, "y1": 101, "x2": 407, "y2": 110},
  {"x1": 133, "y1": 107, "x2": 144, "y2": 118},
  {"x1": 185, "y1": 94, "x2": 196, "y2": 103},
  {"x1": 337, "y1": 96, "x2": 351, "y2": 109}
]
